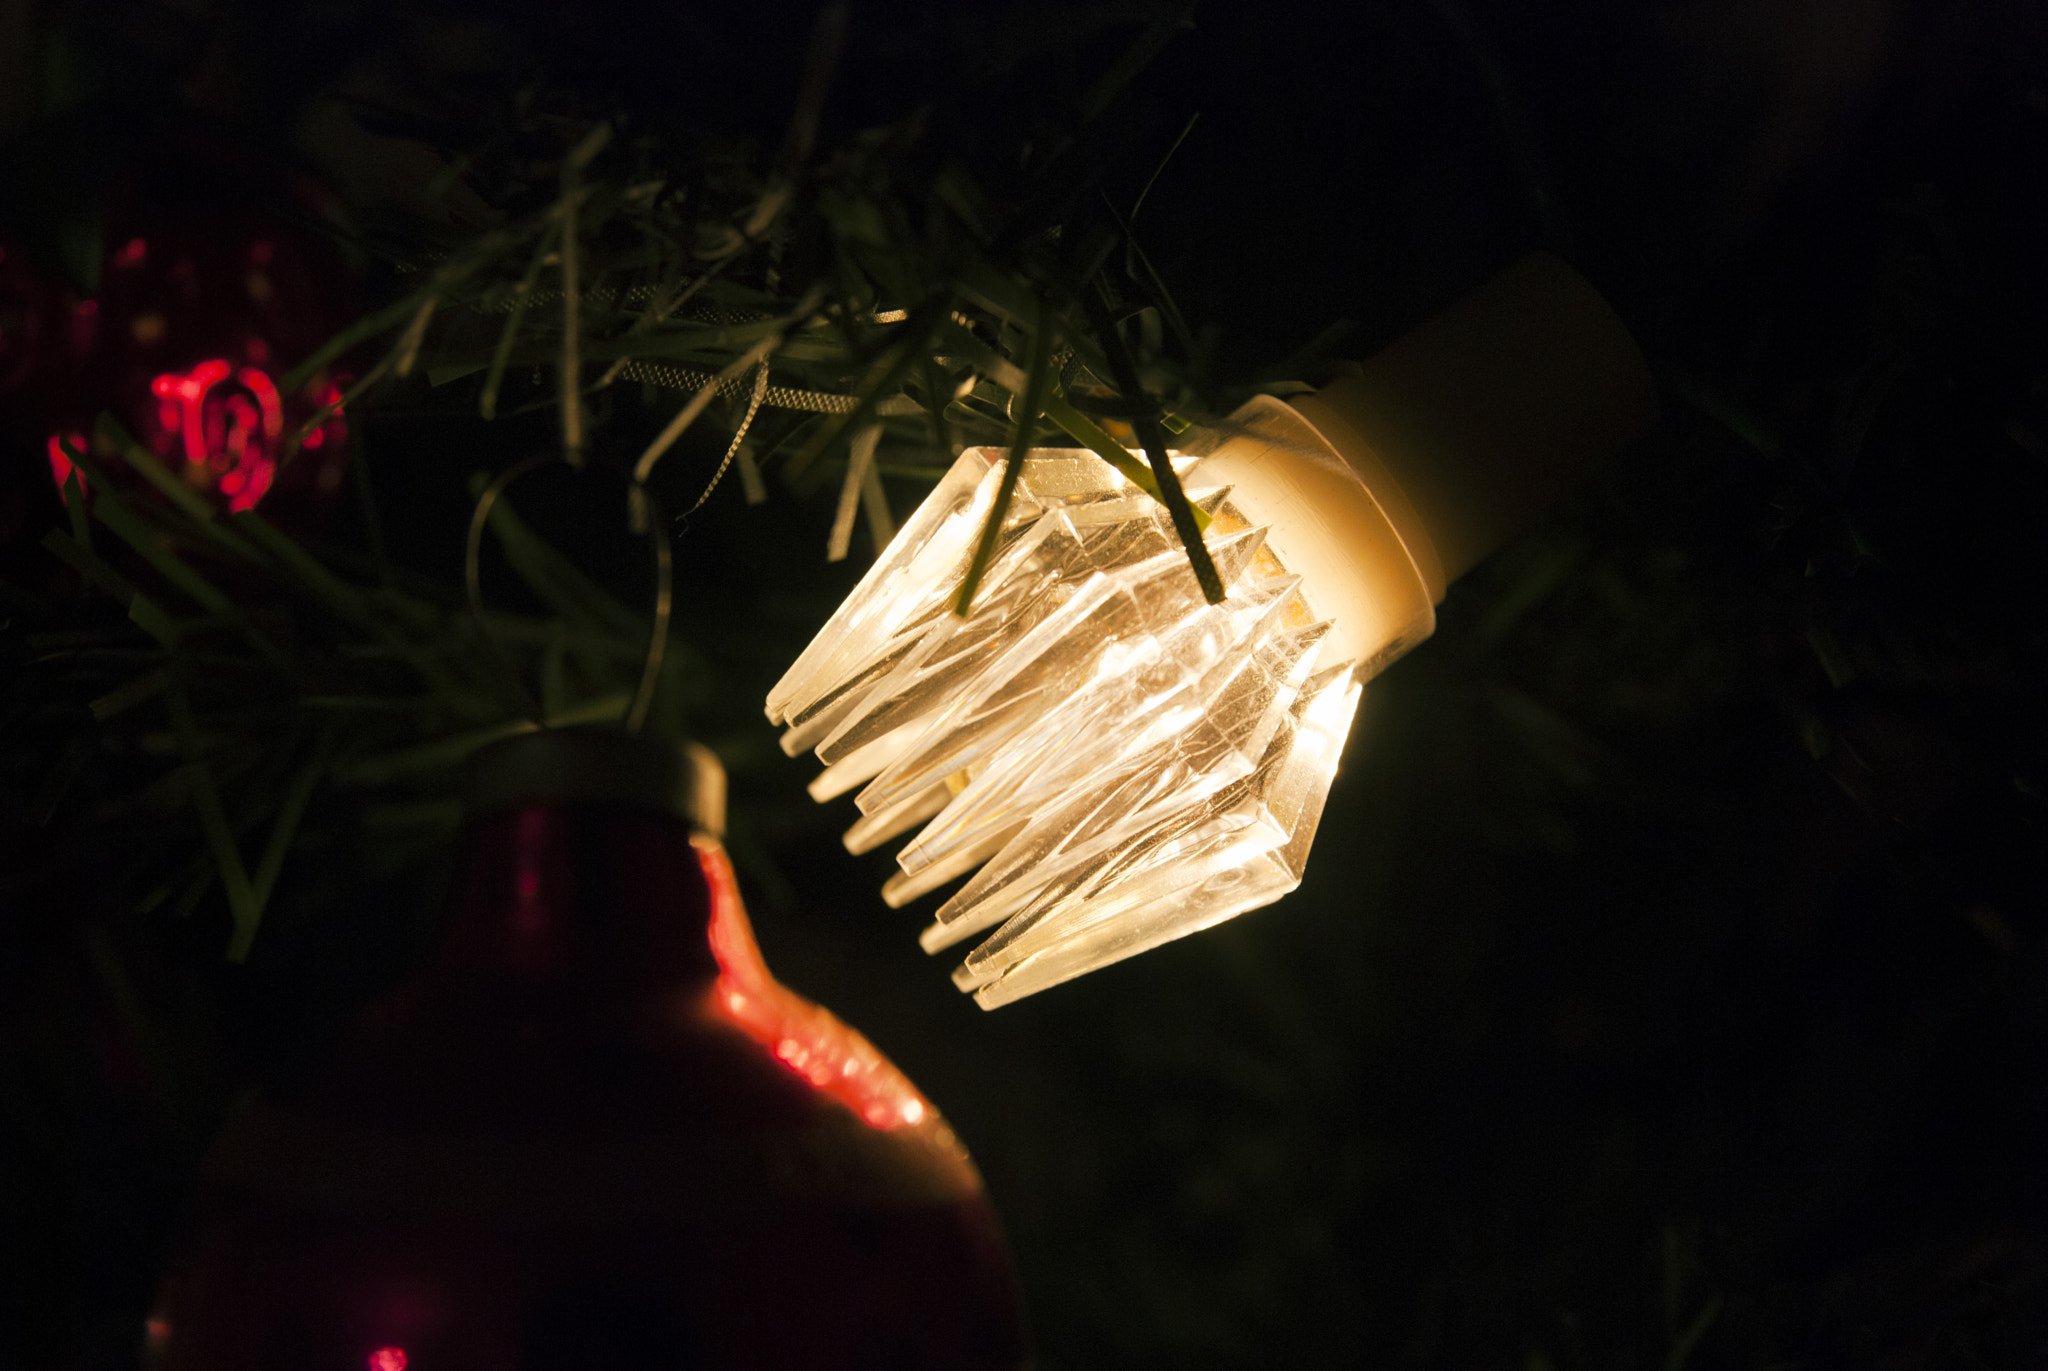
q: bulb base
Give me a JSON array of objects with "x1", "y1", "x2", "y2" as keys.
[
  {"x1": 1190, "y1": 396, "x2": 1436, "y2": 675},
  {"x1": 464, "y1": 727, "x2": 727, "y2": 836},
  {"x1": 1191, "y1": 252, "x2": 1657, "y2": 677},
  {"x1": 1298, "y1": 252, "x2": 1659, "y2": 592}
]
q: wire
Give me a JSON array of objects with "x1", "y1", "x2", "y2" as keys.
[
  {"x1": 625, "y1": 482, "x2": 672, "y2": 734},
  {"x1": 464, "y1": 454, "x2": 554, "y2": 724},
  {"x1": 464, "y1": 456, "x2": 675, "y2": 735},
  {"x1": 618, "y1": 357, "x2": 924, "y2": 417},
  {"x1": 677, "y1": 360, "x2": 773, "y2": 521}
]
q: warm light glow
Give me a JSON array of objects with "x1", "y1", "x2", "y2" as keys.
[
  {"x1": 699, "y1": 840, "x2": 934, "y2": 1129},
  {"x1": 767, "y1": 447, "x2": 1360, "y2": 1006},
  {"x1": 367, "y1": 1348, "x2": 407, "y2": 1371}
]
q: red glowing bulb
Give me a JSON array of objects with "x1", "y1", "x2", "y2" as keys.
[
  {"x1": 367, "y1": 1348, "x2": 407, "y2": 1371},
  {"x1": 145, "y1": 358, "x2": 293, "y2": 511}
]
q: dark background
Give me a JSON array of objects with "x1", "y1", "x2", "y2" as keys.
[{"x1": 4, "y1": 2, "x2": 2046, "y2": 1368}]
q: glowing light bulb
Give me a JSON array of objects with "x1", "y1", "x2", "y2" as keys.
[
  {"x1": 769, "y1": 444, "x2": 1359, "y2": 1007},
  {"x1": 769, "y1": 254, "x2": 1657, "y2": 1006}
]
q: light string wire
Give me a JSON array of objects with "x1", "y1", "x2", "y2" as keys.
[
  {"x1": 624, "y1": 479, "x2": 673, "y2": 733},
  {"x1": 464, "y1": 454, "x2": 552, "y2": 725},
  {"x1": 678, "y1": 360, "x2": 773, "y2": 523},
  {"x1": 632, "y1": 335, "x2": 782, "y2": 486}
]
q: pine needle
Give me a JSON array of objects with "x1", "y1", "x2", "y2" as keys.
[
  {"x1": 737, "y1": 442, "x2": 768, "y2": 504},
  {"x1": 89, "y1": 669, "x2": 169, "y2": 721},
  {"x1": 1075, "y1": 8, "x2": 1196, "y2": 127},
  {"x1": 27, "y1": 731, "x2": 96, "y2": 826},
  {"x1": 595, "y1": 259, "x2": 701, "y2": 389},
  {"x1": 240, "y1": 731, "x2": 337, "y2": 957},
  {"x1": 1130, "y1": 111, "x2": 1200, "y2": 221},
  {"x1": 1042, "y1": 393, "x2": 1194, "y2": 516},
  {"x1": 782, "y1": 295, "x2": 953, "y2": 482},
  {"x1": 167, "y1": 684, "x2": 260, "y2": 960},
  {"x1": 86, "y1": 485, "x2": 288, "y2": 659},
  {"x1": 391, "y1": 295, "x2": 439, "y2": 378},
  {"x1": 481, "y1": 221, "x2": 561, "y2": 420},
  {"x1": 334, "y1": 692, "x2": 631, "y2": 788},
  {"x1": 745, "y1": 1, "x2": 848, "y2": 241},
  {"x1": 294, "y1": 351, "x2": 395, "y2": 450},
  {"x1": 624, "y1": 483, "x2": 671, "y2": 735},
  {"x1": 955, "y1": 303, "x2": 1055, "y2": 613},
  {"x1": 1078, "y1": 283, "x2": 1223, "y2": 603},
  {"x1": 558, "y1": 123, "x2": 614, "y2": 466},
  {"x1": 279, "y1": 286, "x2": 436, "y2": 397},
  {"x1": 63, "y1": 469, "x2": 91, "y2": 552},
  {"x1": 96, "y1": 418, "x2": 264, "y2": 561},
  {"x1": 827, "y1": 422, "x2": 882, "y2": 562},
  {"x1": 860, "y1": 452, "x2": 895, "y2": 550},
  {"x1": 41, "y1": 527, "x2": 138, "y2": 605}
]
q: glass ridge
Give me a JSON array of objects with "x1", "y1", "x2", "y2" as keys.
[{"x1": 771, "y1": 448, "x2": 1361, "y2": 1006}]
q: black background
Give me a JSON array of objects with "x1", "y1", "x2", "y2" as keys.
[{"x1": 5, "y1": 2, "x2": 2047, "y2": 1368}]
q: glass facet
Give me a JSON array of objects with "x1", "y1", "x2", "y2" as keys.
[{"x1": 770, "y1": 447, "x2": 1362, "y2": 1006}]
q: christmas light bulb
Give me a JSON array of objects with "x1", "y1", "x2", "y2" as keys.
[{"x1": 769, "y1": 254, "x2": 1657, "y2": 1007}]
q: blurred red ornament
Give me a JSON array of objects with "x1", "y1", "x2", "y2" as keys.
[
  {"x1": 2, "y1": 161, "x2": 359, "y2": 530},
  {"x1": 141, "y1": 355, "x2": 341, "y2": 513},
  {"x1": 150, "y1": 731, "x2": 1028, "y2": 1371}
]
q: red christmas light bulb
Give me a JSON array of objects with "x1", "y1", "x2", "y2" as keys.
[{"x1": 2, "y1": 167, "x2": 360, "y2": 530}]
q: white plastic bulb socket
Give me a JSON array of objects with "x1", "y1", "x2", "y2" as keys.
[{"x1": 767, "y1": 253, "x2": 1657, "y2": 1007}]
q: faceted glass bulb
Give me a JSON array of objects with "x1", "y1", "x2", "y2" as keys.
[{"x1": 766, "y1": 448, "x2": 1360, "y2": 1006}]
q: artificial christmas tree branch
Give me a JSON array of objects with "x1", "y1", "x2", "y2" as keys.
[{"x1": 0, "y1": 0, "x2": 1296, "y2": 975}]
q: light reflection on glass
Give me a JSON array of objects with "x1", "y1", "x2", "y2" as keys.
[{"x1": 699, "y1": 840, "x2": 932, "y2": 1129}]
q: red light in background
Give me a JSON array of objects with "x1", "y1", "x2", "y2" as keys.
[
  {"x1": 302, "y1": 380, "x2": 346, "y2": 457},
  {"x1": 152, "y1": 358, "x2": 234, "y2": 469},
  {"x1": 368, "y1": 1347, "x2": 407, "y2": 1371},
  {"x1": 238, "y1": 367, "x2": 285, "y2": 440},
  {"x1": 113, "y1": 238, "x2": 148, "y2": 268},
  {"x1": 148, "y1": 358, "x2": 289, "y2": 512},
  {"x1": 699, "y1": 842, "x2": 932, "y2": 1129},
  {"x1": 46, "y1": 432, "x2": 88, "y2": 502},
  {"x1": 40, "y1": 354, "x2": 344, "y2": 517}
]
